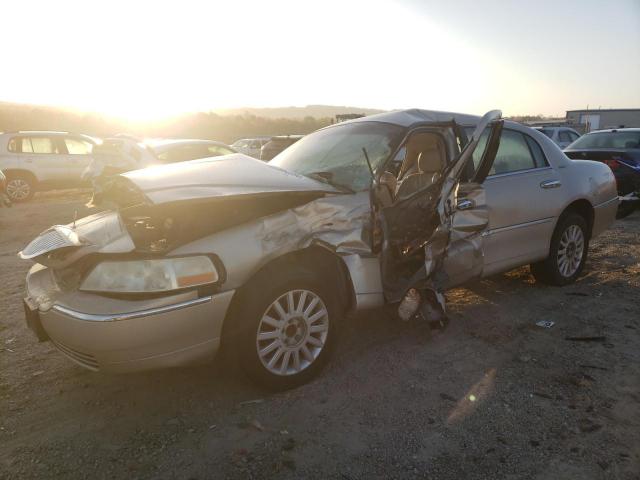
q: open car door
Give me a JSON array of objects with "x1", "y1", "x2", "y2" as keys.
[{"x1": 377, "y1": 110, "x2": 504, "y2": 303}]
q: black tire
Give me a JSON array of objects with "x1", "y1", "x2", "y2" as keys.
[
  {"x1": 5, "y1": 173, "x2": 36, "y2": 202},
  {"x1": 530, "y1": 213, "x2": 589, "y2": 286},
  {"x1": 234, "y1": 266, "x2": 339, "y2": 390}
]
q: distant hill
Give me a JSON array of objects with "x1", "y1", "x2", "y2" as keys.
[{"x1": 215, "y1": 105, "x2": 386, "y2": 119}]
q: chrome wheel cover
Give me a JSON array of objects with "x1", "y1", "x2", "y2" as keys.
[
  {"x1": 557, "y1": 224, "x2": 584, "y2": 277},
  {"x1": 256, "y1": 289, "x2": 329, "y2": 376},
  {"x1": 6, "y1": 179, "x2": 31, "y2": 201}
]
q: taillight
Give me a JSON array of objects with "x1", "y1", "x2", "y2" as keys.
[{"x1": 604, "y1": 159, "x2": 619, "y2": 170}]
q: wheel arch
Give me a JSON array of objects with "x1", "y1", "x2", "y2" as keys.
[
  {"x1": 220, "y1": 245, "x2": 356, "y2": 350},
  {"x1": 558, "y1": 199, "x2": 594, "y2": 239},
  {"x1": 4, "y1": 168, "x2": 39, "y2": 184}
]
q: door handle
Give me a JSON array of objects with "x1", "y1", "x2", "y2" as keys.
[
  {"x1": 457, "y1": 198, "x2": 474, "y2": 210},
  {"x1": 540, "y1": 179, "x2": 561, "y2": 189}
]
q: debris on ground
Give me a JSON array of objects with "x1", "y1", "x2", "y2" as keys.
[
  {"x1": 238, "y1": 399, "x2": 264, "y2": 407},
  {"x1": 535, "y1": 320, "x2": 555, "y2": 328},
  {"x1": 565, "y1": 336, "x2": 607, "y2": 342}
]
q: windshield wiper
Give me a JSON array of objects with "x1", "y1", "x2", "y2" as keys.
[{"x1": 307, "y1": 172, "x2": 355, "y2": 193}]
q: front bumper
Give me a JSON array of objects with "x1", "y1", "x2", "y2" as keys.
[{"x1": 25, "y1": 264, "x2": 235, "y2": 373}]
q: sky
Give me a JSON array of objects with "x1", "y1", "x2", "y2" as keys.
[{"x1": 1, "y1": 0, "x2": 638, "y2": 120}]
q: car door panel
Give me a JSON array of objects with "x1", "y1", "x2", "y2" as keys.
[
  {"x1": 21, "y1": 136, "x2": 65, "y2": 183},
  {"x1": 377, "y1": 110, "x2": 503, "y2": 301},
  {"x1": 441, "y1": 182, "x2": 487, "y2": 286},
  {"x1": 481, "y1": 166, "x2": 563, "y2": 275}
]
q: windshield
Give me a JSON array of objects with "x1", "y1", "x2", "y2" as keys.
[
  {"x1": 569, "y1": 131, "x2": 640, "y2": 149},
  {"x1": 270, "y1": 122, "x2": 405, "y2": 192}
]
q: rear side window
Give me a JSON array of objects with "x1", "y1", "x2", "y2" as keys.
[
  {"x1": 467, "y1": 128, "x2": 546, "y2": 176},
  {"x1": 65, "y1": 138, "x2": 93, "y2": 155},
  {"x1": 524, "y1": 135, "x2": 548, "y2": 167},
  {"x1": 17, "y1": 137, "x2": 61, "y2": 154}
]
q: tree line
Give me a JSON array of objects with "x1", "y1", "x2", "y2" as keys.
[{"x1": 0, "y1": 102, "x2": 334, "y2": 144}]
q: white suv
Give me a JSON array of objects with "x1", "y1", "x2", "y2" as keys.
[{"x1": 0, "y1": 131, "x2": 97, "y2": 202}]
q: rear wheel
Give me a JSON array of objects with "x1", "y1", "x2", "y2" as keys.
[
  {"x1": 530, "y1": 213, "x2": 588, "y2": 286},
  {"x1": 235, "y1": 267, "x2": 338, "y2": 390},
  {"x1": 6, "y1": 174, "x2": 36, "y2": 202}
]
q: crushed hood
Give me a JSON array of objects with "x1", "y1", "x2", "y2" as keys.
[{"x1": 118, "y1": 154, "x2": 339, "y2": 205}]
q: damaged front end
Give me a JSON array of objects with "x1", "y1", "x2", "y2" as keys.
[{"x1": 19, "y1": 155, "x2": 361, "y2": 314}]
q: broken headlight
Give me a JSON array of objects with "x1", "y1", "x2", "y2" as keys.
[{"x1": 79, "y1": 256, "x2": 219, "y2": 293}]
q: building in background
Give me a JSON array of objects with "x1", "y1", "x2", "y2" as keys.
[{"x1": 566, "y1": 108, "x2": 640, "y2": 133}]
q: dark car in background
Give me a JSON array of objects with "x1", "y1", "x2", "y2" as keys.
[
  {"x1": 564, "y1": 128, "x2": 640, "y2": 217},
  {"x1": 260, "y1": 135, "x2": 303, "y2": 161}
]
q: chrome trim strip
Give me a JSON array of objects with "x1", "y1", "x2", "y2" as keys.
[
  {"x1": 482, "y1": 217, "x2": 554, "y2": 237},
  {"x1": 52, "y1": 296, "x2": 213, "y2": 322},
  {"x1": 485, "y1": 166, "x2": 553, "y2": 180},
  {"x1": 595, "y1": 196, "x2": 619, "y2": 208}
]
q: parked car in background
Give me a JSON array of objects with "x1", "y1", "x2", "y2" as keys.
[
  {"x1": 231, "y1": 137, "x2": 270, "y2": 158},
  {"x1": 86, "y1": 137, "x2": 236, "y2": 179},
  {"x1": 0, "y1": 131, "x2": 97, "y2": 202},
  {"x1": 534, "y1": 127, "x2": 581, "y2": 148},
  {"x1": 564, "y1": 128, "x2": 640, "y2": 217},
  {"x1": 147, "y1": 139, "x2": 235, "y2": 163},
  {"x1": 19, "y1": 109, "x2": 617, "y2": 389},
  {"x1": 83, "y1": 137, "x2": 236, "y2": 205},
  {"x1": 261, "y1": 135, "x2": 304, "y2": 161}
]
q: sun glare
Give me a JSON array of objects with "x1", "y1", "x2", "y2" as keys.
[{"x1": 0, "y1": 0, "x2": 510, "y2": 120}]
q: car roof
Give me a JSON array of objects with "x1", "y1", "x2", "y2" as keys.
[
  {"x1": 0, "y1": 131, "x2": 99, "y2": 143},
  {"x1": 1, "y1": 130, "x2": 91, "y2": 137},
  {"x1": 587, "y1": 128, "x2": 640, "y2": 134},
  {"x1": 344, "y1": 109, "x2": 482, "y2": 128},
  {"x1": 269, "y1": 135, "x2": 304, "y2": 140}
]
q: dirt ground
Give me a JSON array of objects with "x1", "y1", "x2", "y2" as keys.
[{"x1": 1, "y1": 190, "x2": 639, "y2": 480}]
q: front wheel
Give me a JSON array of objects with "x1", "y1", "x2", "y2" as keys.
[
  {"x1": 530, "y1": 213, "x2": 588, "y2": 286},
  {"x1": 235, "y1": 268, "x2": 338, "y2": 390}
]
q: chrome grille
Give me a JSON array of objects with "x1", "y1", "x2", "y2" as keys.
[
  {"x1": 52, "y1": 340, "x2": 99, "y2": 371},
  {"x1": 20, "y1": 227, "x2": 75, "y2": 259}
]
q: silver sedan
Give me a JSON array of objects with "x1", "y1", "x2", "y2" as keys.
[{"x1": 20, "y1": 109, "x2": 618, "y2": 389}]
